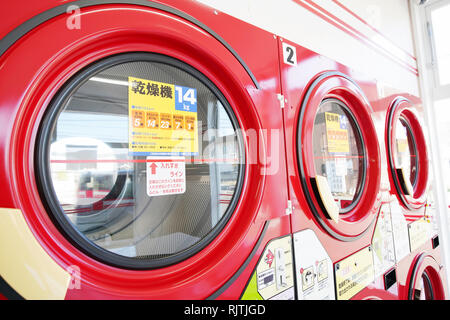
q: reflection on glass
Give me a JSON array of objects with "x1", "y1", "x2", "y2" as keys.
[
  {"x1": 394, "y1": 117, "x2": 418, "y2": 189},
  {"x1": 47, "y1": 59, "x2": 242, "y2": 261},
  {"x1": 312, "y1": 99, "x2": 364, "y2": 212}
]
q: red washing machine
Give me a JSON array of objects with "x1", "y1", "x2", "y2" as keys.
[
  {"x1": 384, "y1": 96, "x2": 447, "y2": 300},
  {"x1": 278, "y1": 36, "x2": 447, "y2": 300},
  {"x1": 0, "y1": 0, "x2": 293, "y2": 300},
  {"x1": 279, "y1": 38, "x2": 382, "y2": 300}
]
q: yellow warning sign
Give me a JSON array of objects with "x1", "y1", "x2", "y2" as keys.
[
  {"x1": 128, "y1": 77, "x2": 198, "y2": 156},
  {"x1": 335, "y1": 246, "x2": 375, "y2": 300},
  {"x1": 325, "y1": 112, "x2": 350, "y2": 153}
]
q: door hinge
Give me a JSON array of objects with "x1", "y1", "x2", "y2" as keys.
[
  {"x1": 277, "y1": 93, "x2": 285, "y2": 109},
  {"x1": 285, "y1": 200, "x2": 293, "y2": 215}
]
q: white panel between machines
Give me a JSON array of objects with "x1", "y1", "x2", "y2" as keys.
[{"x1": 196, "y1": 0, "x2": 420, "y2": 96}]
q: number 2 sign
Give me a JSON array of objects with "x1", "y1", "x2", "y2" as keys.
[{"x1": 282, "y1": 42, "x2": 297, "y2": 66}]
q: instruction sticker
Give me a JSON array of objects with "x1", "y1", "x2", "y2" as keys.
[
  {"x1": 293, "y1": 229, "x2": 335, "y2": 300},
  {"x1": 128, "y1": 77, "x2": 198, "y2": 156},
  {"x1": 146, "y1": 156, "x2": 186, "y2": 197},
  {"x1": 408, "y1": 217, "x2": 432, "y2": 252},
  {"x1": 325, "y1": 112, "x2": 350, "y2": 153},
  {"x1": 241, "y1": 235, "x2": 295, "y2": 300},
  {"x1": 335, "y1": 246, "x2": 375, "y2": 300},
  {"x1": 257, "y1": 236, "x2": 294, "y2": 299}
]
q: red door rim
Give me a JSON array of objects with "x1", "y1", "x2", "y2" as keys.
[
  {"x1": 386, "y1": 97, "x2": 428, "y2": 210},
  {"x1": 296, "y1": 71, "x2": 381, "y2": 241}
]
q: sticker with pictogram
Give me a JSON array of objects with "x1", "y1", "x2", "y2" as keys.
[
  {"x1": 128, "y1": 76, "x2": 198, "y2": 156},
  {"x1": 146, "y1": 156, "x2": 186, "y2": 197},
  {"x1": 301, "y1": 265, "x2": 315, "y2": 292},
  {"x1": 253, "y1": 236, "x2": 295, "y2": 300}
]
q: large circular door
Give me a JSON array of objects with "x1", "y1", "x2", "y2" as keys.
[
  {"x1": 35, "y1": 52, "x2": 246, "y2": 270},
  {"x1": 296, "y1": 72, "x2": 381, "y2": 241},
  {"x1": 0, "y1": 2, "x2": 268, "y2": 299},
  {"x1": 386, "y1": 97, "x2": 429, "y2": 210}
]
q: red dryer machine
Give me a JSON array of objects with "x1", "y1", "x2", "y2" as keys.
[
  {"x1": 0, "y1": 0, "x2": 292, "y2": 300},
  {"x1": 277, "y1": 36, "x2": 447, "y2": 300}
]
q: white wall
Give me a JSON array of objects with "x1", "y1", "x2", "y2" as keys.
[{"x1": 196, "y1": 0, "x2": 420, "y2": 96}]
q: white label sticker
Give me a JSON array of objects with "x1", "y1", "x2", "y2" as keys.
[
  {"x1": 282, "y1": 42, "x2": 297, "y2": 66},
  {"x1": 293, "y1": 229, "x2": 335, "y2": 300},
  {"x1": 255, "y1": 236, "x2": 295, "y2": 300},
  {"x1": 146, "y1": 156, "x2": 186, "y2": 197}
]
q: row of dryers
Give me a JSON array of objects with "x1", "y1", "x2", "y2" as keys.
[{"x1": 0, "y1": 0, "x2": 446, "y2": 300}]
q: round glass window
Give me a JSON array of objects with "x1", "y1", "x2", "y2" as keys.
[
  {"x1": 394, "y1": 117, "x2": 418, "y2": 194},
  {"x1": 312, "y1": 99, "x2": 365, "y2": 213},
  {"x1": 36, "y1": 53, "x2": 244, "y2": 269}
]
